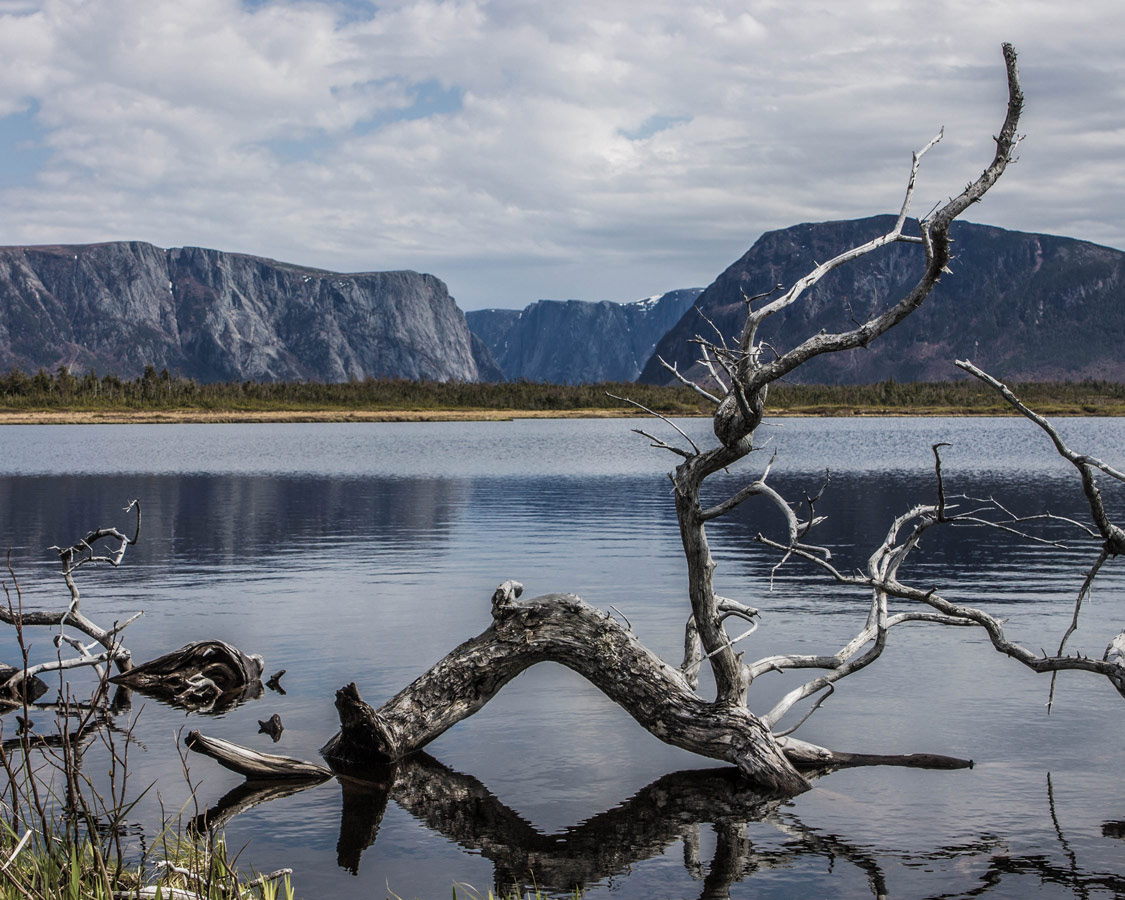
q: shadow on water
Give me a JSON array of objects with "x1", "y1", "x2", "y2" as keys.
[{"x1": 190, "y1": 754, "x2": 1125, "y2": 900}]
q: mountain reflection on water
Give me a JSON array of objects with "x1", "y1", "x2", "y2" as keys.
[{"x1": 0, "y1": 418, "x2": 1123, "y2": 898}]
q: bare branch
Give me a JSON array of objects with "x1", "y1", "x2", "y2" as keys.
[
  {"x1": 933, "y1": 442, "x2": 951, "y2": 519},
  {"x1": 1047, "y1": 548, "x2": 1110, "y2": 713},
  {"x1": 658, "y1": 356, "x2": 721, "y2": 404},
  {"x1": 692, "y1": 305, "x2": 729, "y2": 350},
  {"x1": 763, "y1": 614, "x2": 888, "y2": 729},
  {"x1": 956, "y1": 360, "x2": 1125, "y2": 549},
  {"x1": 633, "y1": 428, "x2": 693, "y2": 459},
  {"x1": 754, "y1": 533, "x2": 860, "y2": 585},
  {"x1": 895, "y1": 129, "x2": 944, "y2": 233},
  {"x1": 697, "y1": 344, "x2": 728, "y2": 394},
  {"x1": 882, "y1": 577, "x2": 1125, "y2": 684},
  {"x1": 0, "y1": 651, "x2": 113, "y2": 694},
  {"x1": 775, "y1": 684, "x2": 834, "y2": 737},
  {"x1": 607, "y1": 392, "x2": 701, "y2": 455},
  {"x1": 700, "y1": 454, "x2": 788, "y2": 524},
  {"x1": 741, "y1": 129, "x2": 942, "y2": 339},
  {"x1": 741, "y1": 45, "x2": 1022, "y2": 395}
]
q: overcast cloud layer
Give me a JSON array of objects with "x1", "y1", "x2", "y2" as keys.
[{"x1": 0, "y1": 0, "x2": 1121, "y2": 309}]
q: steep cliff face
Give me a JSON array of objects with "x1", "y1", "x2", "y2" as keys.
[
  {"x1": 640, "y1": 217, "x2": 1125, "y2": 385},
  {"x1": 467, "y1": 288, "x2": 702, "y2": 383},
  {"x1": 0, "y1": 242, "x2": 495, "y2": 382}
]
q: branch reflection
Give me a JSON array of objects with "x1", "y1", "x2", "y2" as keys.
[{"x1": 191, "y1": 754, "x2": 1125, "y2": 899}]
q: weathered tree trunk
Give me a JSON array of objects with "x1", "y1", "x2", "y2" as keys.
[
  {"x1": 320, "y1": 583, "x2": 809, "y2": 794},
  {"x1": 673, "y1": 443, "x2": 754, "y2": 707}
]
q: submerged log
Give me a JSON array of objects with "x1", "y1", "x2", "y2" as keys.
[
  {"x1": 111, "y1": 640, "x2": 263, "y2": 712},
  {"x1": 778, "y1": 736, "x2": 972, "y2": 771},
  {"x1": 184, "y1": 731, "x2": 331, "y2": 780},
  {"x1": 266, "y1": 670, "x2": 286, "y2": 693},
  {"x1": 320, "y1": 584, "x2": 810, "y2": 795},
  {"x1": 0, "y1": 664, "x2": 48, "y2": 706}
]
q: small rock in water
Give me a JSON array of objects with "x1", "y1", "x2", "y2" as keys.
[
  {"x1": 266, "y1": 669, "x2": 286, "y2": 694},
  {"x1": 258, "y1": 713, "x2": 284, "y2": 742}
]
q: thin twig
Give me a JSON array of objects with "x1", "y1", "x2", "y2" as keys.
[{"x1": 607, "y1": 392, "x2": 700, "y2": 454}]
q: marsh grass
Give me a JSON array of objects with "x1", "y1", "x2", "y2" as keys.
[
  {"x1": 0, "y1": 690, "x2": 297, "y2": 900},
  {"x1": 0, "y1": 565, "x2": 295, "y2": 900}
]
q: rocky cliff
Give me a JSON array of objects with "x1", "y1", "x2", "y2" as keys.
[
  {"x1": 467, "y1": 288, "x2": 702, "y2": 383},
  {"x1": 0, "y1": 242, "x2": 500, "y2": 382},
  {"x1": 640, "y1": 217, "x2": 1125, "y2": 385}
]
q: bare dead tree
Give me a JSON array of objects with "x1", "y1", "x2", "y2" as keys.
[
  {"x1": 0, "y1": 506, "x2": 143, "y2": 703},
  {"x1": 275, "y1": 42, "x2": 1041, "y2": 796},
  {"x1": 186, "y1": 44, "x2": 1123, "y2": 804},
  {"x1": 0, "y1": 503, "x2": 264, "y2": 713}
]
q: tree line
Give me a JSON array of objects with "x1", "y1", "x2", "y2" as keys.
[{"x1": 1, "y1": 365, "x2": 1124, "y2": 414}]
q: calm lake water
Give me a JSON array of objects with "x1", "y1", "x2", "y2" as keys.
[{"x1": 1, "y1": 416, "x2": 1124, "y2": 899}]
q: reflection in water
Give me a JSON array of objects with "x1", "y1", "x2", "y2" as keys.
[
  {"x1": 0, "y1": 473, "x2": 469, "y2": 570},
  {"x1": 190, "y1": 753, "x2": 1125, "y2": 900},
  {"x1": 1, "y1": 420, "x2": 1124, "y2": 897}
]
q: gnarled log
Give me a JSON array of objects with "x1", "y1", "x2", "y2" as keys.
[
  {"x1": 111, "y1": 640, "x2": 263, "y2": 712},
  {"x1": 320, "y1": 583, "x2": 809, "y2": 795}
]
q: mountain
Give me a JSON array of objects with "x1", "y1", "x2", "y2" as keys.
[
  {"x1": 0, "y1": 241, "x2": 501, "y2": 382},
  {"x1": 467, "y1": 288, "x2": 702, "y2": 383},
  {"x1": 640, "y1": 217, "x2": 1125, "y2": 385}
]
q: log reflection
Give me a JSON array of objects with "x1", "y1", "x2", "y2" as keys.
[
  {"x1": 333, "y1": 755, "x2": 884, "y2": 898},
  {"x1": 189, "y1": 753, "x2": 1125, "y2": 899},
  {"x1": 335, "y1": 768, "x2": 396, "y2": 875},
  {"x1": 190, "y1": 776, "x2": 331, "y2": 835}
]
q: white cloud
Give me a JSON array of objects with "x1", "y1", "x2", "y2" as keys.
[{"x1": 0, "y1": 0, "x2": 1122, "y2": 308}]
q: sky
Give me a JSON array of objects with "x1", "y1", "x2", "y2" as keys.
[{"x1": 0, "y1": 1, "x2": 1122, "y2": 311}]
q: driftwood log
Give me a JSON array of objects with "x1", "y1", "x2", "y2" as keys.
[
  {"x1": 181, "y1": 45, "x2": 1045, "y2": 798},
  {"x1": 111, "y1": 640, "x2": 264, "y2": 712},
  {"x1": 184, "y1": 730, "x2": 330, "y2": 780},
  {"x1": 320, "y1": 583, "x2": 806, "y2": 792}
]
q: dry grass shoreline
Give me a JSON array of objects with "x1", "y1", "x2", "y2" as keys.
[
  {"x1": 0, "y1": 403, "x2": 1120, "y2": 425},
  {"x1": 0, "y1": 407, "x2": 650, "y2": 425}
]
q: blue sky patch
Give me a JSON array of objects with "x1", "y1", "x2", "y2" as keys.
[
  {"x1": 620, "y1": 114, "x2": 692, "y2": 141},
  {"x1": 355, "y1": 78, "x2": 464, "y2": 135},
  {"x1": 266, "y1": 78, "x2": 463, "y2": 161},
  {"x1": 0, "y1": 103, "x2": 48, "y2": 189}
]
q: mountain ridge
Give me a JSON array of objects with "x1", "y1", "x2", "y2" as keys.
[
  {"x1": 0, "y1": 240, "x2": 501, "y2": 382},
  {"x1": 640, "y1": 217, "x2": 1125, "y2": 385},
  {"x1": 467, "y1": 288, "x2": 702, "y2": 383}
]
